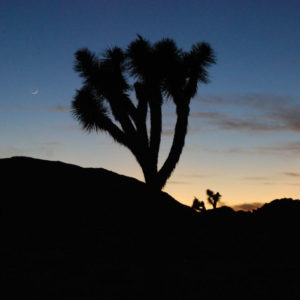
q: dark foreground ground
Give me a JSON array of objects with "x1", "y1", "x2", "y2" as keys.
[{"x1": 1, "y1": 157, "x2": 300, "y2": 299}]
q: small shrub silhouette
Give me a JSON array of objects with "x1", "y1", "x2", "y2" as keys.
[
  {"x1": 72, "y1": 35, "x2": 215, "y2": 190},
  {"x1": 206, "y1": 189, "x2": 221, "y2": 209},
  {"x1": 191, "y1": 197, "x2": 206, "y2": 212}
]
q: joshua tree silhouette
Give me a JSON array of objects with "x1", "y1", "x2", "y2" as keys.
[
  {"x1": 191, "y1": 197, "x2": 206, "y2": 212},
  {"x1": 72, "y1": 35, "x2": 215, "y2": 190},
  {"x1": 206, "y1": 189, "x2": 221, "y2": 209}
]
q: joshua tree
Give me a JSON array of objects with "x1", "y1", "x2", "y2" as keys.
[
  {"x1": 206, "y1": 189, "x2": 221, "y2": 209},
  {"x1": 191, "y1": 197, "x2": 206, "y2": 212},
  {"x1": 72, "y1": 35, "x2": 215, "y2": 190}
]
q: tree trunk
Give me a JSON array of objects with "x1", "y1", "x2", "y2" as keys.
[
  {"x1": 131, "y1": 145, "x2": 159, "y2": 190},
  {"x1": 141, "y1": 162, "x2": 159, "y2": 190}
]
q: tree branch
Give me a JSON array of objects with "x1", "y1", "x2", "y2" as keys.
[
  {"x1": 158, "y1": 99, "x2": 190, "y2": 189},
  {"x1": 149, "y1": 88, "x2": 163, "y2": 173}
]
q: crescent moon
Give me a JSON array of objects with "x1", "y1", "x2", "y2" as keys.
[{"x1": 32, "y1": 89, "x2": 39, "y2": 95}]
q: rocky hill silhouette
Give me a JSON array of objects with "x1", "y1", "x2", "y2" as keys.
[{"x1": 1, "y1": 157, "x2": 300, "y2": 299}]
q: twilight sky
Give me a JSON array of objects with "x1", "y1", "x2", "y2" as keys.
[{"x1": 1, "y1": 0, "x2": 299, "y2": 208}]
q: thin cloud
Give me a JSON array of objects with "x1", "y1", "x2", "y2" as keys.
[
  {"x1": 0, "y1": 104, "x2": 71, "y2": 113},
  {"x1": 271, "y1": 107, "x2": 300, "y2": 132},
  {"x1": 190, "y1": 111, "x2": 288, "y2": 132},
  {"x1": 262, "y1": 182, "x2": 278, "y2": 186},
  {"x1": 242, "y1": 176, "x2": 269, "y2": 181},
  {"x1": 192, "y1": 111, "x2": 296, "y2": 132},
  {"x1": 242, "y1": 177, "x2": 277, "y2": 186},
  {"x1": 232, "y1": 202, "x2": 263, "y2": 211},
  {"x1": 51, "y1": 105, "x2": 70, "y2": 112},
  {"x1": 162, "y1": 129, "x2": 174, "y2": 136},
  {"x1": 284, "y1": 172, "x2": 300, "y2": 177},
  {"x1": 200, "y1": 146, "x2": 251, "y2": 155},
  {"x1": 235, "y1": 93, "x2": 295, "y2": 111},
  {"x1": 194, "y1": 93, "x2": 300, "y2": 133},
  {"x1": 162, "y1": 128, "x2": 200, "y2": 136},
  {"x1": 217, "y1": 117, "x2": 284, "y2": 132},
  {"x1": 190, "y1": 112, "x2": 223, "y2": 119},
  {"x1": 256, "y1": 141, "x2": 300, "y2": 155},
  {"x1": 225, "y1": 147, "x2": 250, "y2": 154},
  {"x1": 42, "y1": 141, "x2": 62, "y2": 146},
  {"x1": 179, "y1": 173, "x2": 216, "y2": 179},
  {"x1": 201, "y1": 141, "x2": 300, "y2": 157},
  {"x1": 167, "y1": 180, "x2": 188, "y2": 185},
  {"x1": 57, "y1": 124, "x2": 81, "y2": 131},
  {"x1": 197, "y1": 93, "x2": 295, "y2": 110}
]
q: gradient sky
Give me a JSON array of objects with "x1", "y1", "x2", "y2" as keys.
[{"x1": 1, "y1": 0, "x2": 299, "y2": 208}]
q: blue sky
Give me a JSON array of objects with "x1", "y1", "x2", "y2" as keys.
[{"x1": 1, "y1": 0, "x2": 299, "y2": 208}]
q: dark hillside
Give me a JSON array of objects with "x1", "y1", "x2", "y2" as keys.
[
  {"x1": 1, "y1": 157, "x2": 300, "y2": 299},
  {"x1": 0, "y1": 156, "x2": 194, "y2": 235},
  {"x1": 0, "y1": 157, "x2": 196, "y2": 299}
]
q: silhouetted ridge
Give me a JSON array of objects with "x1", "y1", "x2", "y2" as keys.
[
  {"x1": 1, "y1": 157, "x2": 300, "y2": 299},
  {"x1": 257, "y1": 197, "x2": 300, "y2": 216},
  {"x1": 0, "y1": 156, "x2": 195, "y2": 244}
]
